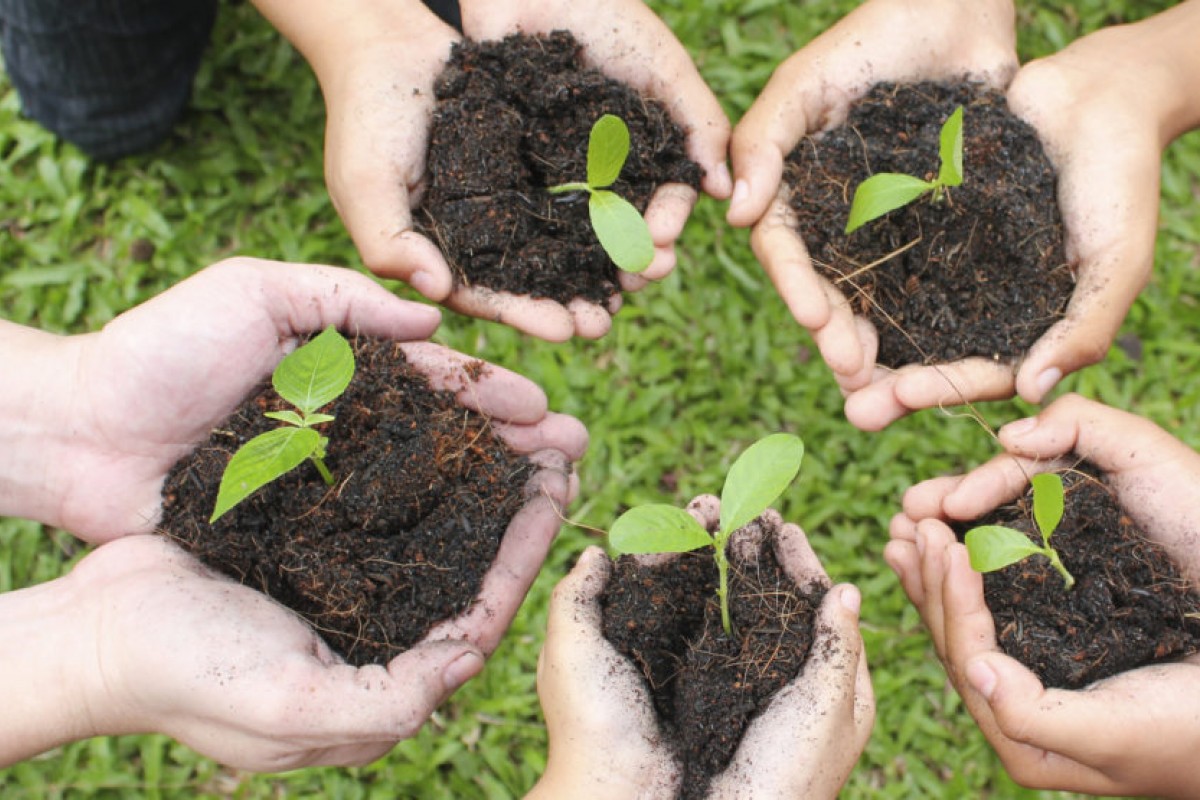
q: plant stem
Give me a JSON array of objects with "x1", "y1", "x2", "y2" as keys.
[
  {"x1": 1045, "y1": 548, "x2": 1075, "y2": 591},
  {"x1": 547, "y1": 182, "x2": 590, "y2": 195},
  {"x1": 714, "y1": 545, "x2": 732, "y2": 636},
  {"x1": 311, "y1": 456, "x2": 334, "y2": 486}
]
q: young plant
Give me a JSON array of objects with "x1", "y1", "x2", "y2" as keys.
[
  {"x1": 844, "y1": 105, "x2": 964, "y2": 234},
  {"x1": 547, "y1": 113, "x2": 655, "y2": 272},
  {"x1": 964, "y1": 471, "x2": 1075, "y2": 590},
  {"x1": 608, "y1": 433, "x2": 805, "y2": 635},
  {"x1": 210, "y1": 326, "x2": 355, "y2": 522}
]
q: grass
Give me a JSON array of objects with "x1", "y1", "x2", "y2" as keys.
[{"x1": 2, "y1": 0, "x2": 1198, "y2": 797}]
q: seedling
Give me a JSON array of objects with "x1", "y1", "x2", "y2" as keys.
[
  {"x1": 844, "y1": 105, "x2": 964, "y2": 234},
  {"x1": 608, "y1": 433, "x2": 805, "y2": 635},
  {"x1": 210, "y1": 326, "x2": 355, "y2": 522},
  {"x1": 964, "y1": 472, "x2": 1075, "y2": 590},
  {"x1": 548, "y1": 114, "x2": 655, "y2": 272}
]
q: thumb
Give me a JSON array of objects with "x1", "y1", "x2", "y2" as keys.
[{"x1": 386, "y1": 639, "x2": 485, "y2": 721}]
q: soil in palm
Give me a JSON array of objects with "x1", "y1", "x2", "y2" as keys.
[
  {"x1": 954, "y1": 463, "x2": 1200, "y2": 689},
  {"x1": 418, "y1": 31, "x2": 701, "y2": 306},
  {"x1": 160, "y1": 338, "x2": 535, "y2": 667},
  {"x1": 784, "y1": 81, "x2": 1074, "y2": 367},
  {"x1": 601, "y1": 524, "x2": 826, "y2": 799}
]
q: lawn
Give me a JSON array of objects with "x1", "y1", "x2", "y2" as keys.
[{"x1": 2, "y1": 1, "x2": 1198, "y2": 797}]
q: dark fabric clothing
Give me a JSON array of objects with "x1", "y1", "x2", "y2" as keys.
[{"x1": 0, "y1": 0, "x2": 463, "y2": 160}]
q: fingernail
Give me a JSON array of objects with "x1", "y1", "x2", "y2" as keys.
[
  {"x1": 730, "y1": 178, "x2": 749, "y2": 209},
  {"x1": 1035, "y1": 367, "x2": 1062, "y2": 400},
  {"x1": 443, "y1": 651, "x2": 485, "y2": 692},
  {"x1": 410, "y1": 270, "x2": 439, "y2": 298},
  {"x1": 713, "y1": 162, "x2": 732, "y2": 194},
  {"x1": 967, "y1": 658, "x2": 998, "y2": 700},
  {"x1": 1001, "y1": 416, "x2": 1038, "y2": 438},
  {"x1": 839, "y1": 584, "x2": 862, "y2": 614}
]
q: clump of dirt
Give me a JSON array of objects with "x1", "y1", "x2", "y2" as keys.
[
  {"x1": 417, "y1": 30, "x2": 702, "y2": 306},
  {"x1": 160, "y1": 338, "x2": 535, "y2": 667},
  {"x1": 784, "y1": 81, "x2": 1074, "y2": 367},
  {"x1": 601, "y1": 523, "x2": 826, "y2": 799},
  {"x1": 954, "y1": 463, "x2": 1200, "y2": 689}
]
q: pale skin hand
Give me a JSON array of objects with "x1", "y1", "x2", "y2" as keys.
[
  {"x1": 0, "y1": 257, "x2": 589, "y2": 546},
  {"x1": 731, "y1": 0, "x2": 1200, "y2": 431},
  {"x1": 885, "y1": 394, "x2": 1200, "y2": 796},
  {"x1": 257, "y1": 0, "x2": 730, "y2": 341},
  {"x1": 0, "y1": 534, "x2": 536, "y2": 769},
  {"x1": 529, "y1": 496, "x2": 873, "y2": 799}
]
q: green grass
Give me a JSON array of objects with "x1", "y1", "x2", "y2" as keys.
[{"x1": 2, "y1": 1, "x2": 1198, "y2": 797}]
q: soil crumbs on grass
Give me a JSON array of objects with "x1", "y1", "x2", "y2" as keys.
[
  {"x1": 956, "y1": 464, "x2": 1200, "y2": 689},
  {"x1": 785, "y1": 81, "x2": 1073, "y2": 367},
  {"x1": 160, "y1": 338, "x2": 535, "y2": 667},
  {"x1": 418, "y1": 31, "x2": 701, "y2": 306},
  {"x1": 602, "y1": 528, "x2": 827, "y2": 799}
]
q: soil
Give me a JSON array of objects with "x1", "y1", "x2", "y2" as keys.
[
  {"x1": 784, "y1": 81, "x2": 1074, "y2": 368},
  {"x1": 159, "y1": 338, "x2": 536, "y2": 667},
  {"x1": 601, "y1": 522, "x2": 827, "y2": 799},
  {"x1": 417, "y1": 31, "x2": 702, "y2": 306},
  {"x1": 953, "y1": 463, "x2": 1200, "y2": 689}
]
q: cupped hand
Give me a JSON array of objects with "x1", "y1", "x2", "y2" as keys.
[
  {"x1": 531, "y1": 496, "x2": 872, "y2": 799},
  {"x1": 885, "y1": 394, "x2": 1200, "y2": 795},
  {"x1": 64, "y1": 534, "x2": 489, "y2": 771}
]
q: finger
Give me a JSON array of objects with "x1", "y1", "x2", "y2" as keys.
[
  {"x1": 398, "y1": 342, "x2": 549, "y2": 423},
  {"x1": 892, "y1": 359, "x2": 1018, "y2": 411},
  {"x1": 941, "y1": 454, "x2": 1064, "y2": 523},
  {"x1": 646, "y1": 182, "x2": 699, "y2": 256},
  {"x1": 772, "y1": 521, "x2": 830, "y2": 587},
  {"x1": 685, "y1": 494, "x2": 721, "y2": 530},
  {"x1": 900, "y1": 475, "x2": 966, "y2": 524},
  {"x1": 565, "y1": 297, "x2": 615, "y2": 340},
  {"x1": 493, "y1": 413, "x2": 590, "y2": 462},
  {"x1": 443, "y1": 286, "x2": 576, "y2": 342},
  {"x1": 883, "y1": 538, "x2": 924, "y2": 607},
  {"x1": 915, "y1": 520, "x2": 957, "y2": 657}
]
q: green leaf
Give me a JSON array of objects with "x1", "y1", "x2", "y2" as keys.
[
  {"x1": 264, "y1": 409, "x2": 305, "y2": 427},
  {"x1": 964, "y1": 525, "x2": 1044, "y2": 573},
  {"x1": 210, "y1": 427, "x2": 321, "y2": 522},
  {"x1": 719, "y1": 433, "x2": 805, "y2": 536},
  {"x1": 587, "y1": 114, "x2": 630, "y2": 189},
  {"x1": 1030, "y1": 472, "x2": 1065, "y2": 541},
  {"x1": 589, "y1": 190, "x2": 655, "y2": 272},
  {"x1": 272, "y1": 326, "x2": 355, "y2": 416},
  {"x1": 609, "y1": 504, "x2": 712, "y2": 554},
  {"x1": 303, "y1": 413, "x2": 337, "y2": 427},
  {"x1": 938, "y1": 105, "x2": 964, "y2": 187},
  {"x1": 845, "y1": 173, "x2": 935, "y2": 234}
]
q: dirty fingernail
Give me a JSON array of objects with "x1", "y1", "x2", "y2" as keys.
[
  {"x1": 967, "y1": 658, "x2": 998, "y2": 700},
  {"x1": 443, "y1": 651, "x2": 485, "y2": 692},
  {"x1": 1035, "y1": 367, "x2": 1062, "y2": 400}
]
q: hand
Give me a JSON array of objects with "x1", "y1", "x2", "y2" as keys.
[
  {"x1": 530, "y1": 497, "x2": 872, "y2": 800},
  {"x1": 885, "y1": 394, "x2": 1200, "y2": 796},
  {"x1": 1, "y1": 535, "x2": 491, "y2": 769}
]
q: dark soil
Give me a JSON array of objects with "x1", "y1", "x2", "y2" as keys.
[
  {"x1": 160, "y1": 338, "x2": 536, "y2": 667},
  {"x1": 954, "y1": 463, "x2": 1200, "y2": 689},
  {"x1": 601, "y1": 524, "x2": 827, "y2": 799},
  {"x1": 417, "y1": 31, "x2": 702, "y2": 306},
  {"x1": 784, "y1": 81, "x2": 1074, "y2": 368}
]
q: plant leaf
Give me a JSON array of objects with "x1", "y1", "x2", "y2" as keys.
[
  {"x1": 719, "y1": 433, "x2": 805, "y2": 536},
  {"x1": 938, "y1": 105, "x2": 964, "y2": 187},
  {"x1": 210, "y1": 427, "x2": 321, "y2": 522},
  {"x1": 264, "y1": 410, "x2": 305, "y2": 427},
  {"x1": 845, "y1": 173, "x2": 935, "y2": 234},
  {"x1": 964, "y1": 525, "x2": 1044, "y2": 573},
  {"x1": 587, "y1": 114, "x2": 630, "y2": 189},
  {"x1": 1030, "y1": 472, "x2": 1065, "y2": 541},
  {"x1": 589, "y1": 190, "x2": 654, "y2": 272},
  {"x1": 609, "y1": 504, "x2": 712, "y2": 554},
  {"x1": 272, "y1": 326, "x2": 355, "y2": 416}
]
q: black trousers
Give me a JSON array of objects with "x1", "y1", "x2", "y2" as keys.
[{"x1": 0, "y1": 0, "x2": 463, "y2": 160}]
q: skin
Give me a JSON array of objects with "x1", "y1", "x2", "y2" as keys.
[
  {"x1": 0, "y1": 258, "x2": 590, "y2": 766},
  {"x1": 252, "y1": 0, "x2": 731, "y2": 342},
  {"x1": 729, "y1": 0, "x2": 1200, "y2": 430},
  {"x1": 885, "y1": 394, "x2": 1200, "y2": 797},
  {"x1": 529, "y1": 495, "x2": 874, "y2": 799}
]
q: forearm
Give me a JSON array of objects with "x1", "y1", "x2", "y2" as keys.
[
  {"x1": 0, "y1": 574, "x2": 97, "y2": 765},
  {"x1": 0, "y1": 320, "x2": 77, "y2": 527},
  {"x1": 1132, "y1": 0, "x2": 1200, "y2": 141}
]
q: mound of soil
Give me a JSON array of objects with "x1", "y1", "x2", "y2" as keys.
[
  {"x1": 160, "y1": 338, "x2": 535, "y2": 667},
  {"x1": 601, "y1": 525, "x2": 826, "y2": 799},
  {"x1": 784, "y1": 81, "x2": 1074, "y2": 367},
  {"x1": 417, "y1": 31, "x2": 702, "y2": 306},
  {"x1": 954, "y1": 464, "x2": 1200, "y2": 689}
]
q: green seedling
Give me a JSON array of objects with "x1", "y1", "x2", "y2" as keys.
[
  {"x1": 845, "y1": 105, "x2": 964, "y2": 234},
  {"x1": 964, "y1": 472, "x2": 1075, "y2": 590},
  {"x1": 608, "y1": 433, "x2": 805, "y2": 635},
  {"x1": 548, "y1": 113, "x2": 655, "y2": 272},
  {"x1": 210, "y1": 326, "x2": 355, "y2": 523}
]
